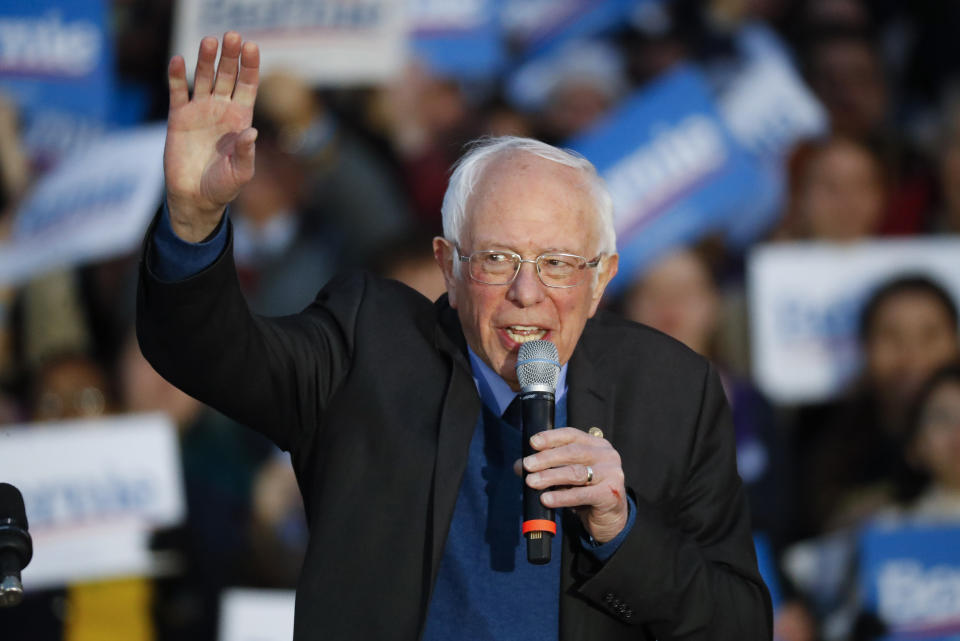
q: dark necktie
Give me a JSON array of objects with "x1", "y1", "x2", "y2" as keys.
[{"x1": 502, "y1": 395, "x2": 522, "y2": 431}]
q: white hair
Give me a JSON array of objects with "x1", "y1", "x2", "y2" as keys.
[{"x1": 440, "y1": 137, "x2": 617, "y2": 258}]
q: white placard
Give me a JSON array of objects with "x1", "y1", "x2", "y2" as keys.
[
  {"x1": 748, "y1": 238, "x2": 960, "y2": 404},
  {"x1": 219, "y1": 589, "x2": 296, "y2": 641},
  {"x1": 0, "y1": 413, "x2": 185, "y2": 588},
  {"x1": 0, "y1": 124, "x2": 166, "y2": 286},
  {"x1": 172, "y1": 0, "x2": 407, "y2": 86}
]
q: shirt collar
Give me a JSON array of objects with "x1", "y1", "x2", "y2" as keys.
[{"x1": 467, "y1": 346, "x2": 568, "y2": 416}]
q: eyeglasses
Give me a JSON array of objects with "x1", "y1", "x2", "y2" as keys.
[{"x1": 456, "y1": 247, "x2": 601, "y2": 288}]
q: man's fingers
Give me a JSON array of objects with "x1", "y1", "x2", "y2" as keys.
[
  {"x1": 529, "y1": 427, "x2": 597, "y2": 450},
  {"x1": 233, "y1": 41, "x2": 260, "y2": 107},
  {"x1": 526, "y1": 463, "x2": 594, "y2": 489},
  {"x1": 540, "y1": 485, "x2": 608, "y2": 509},
  {"x1": 524, "y1": 440, "x2": 607, "y2": 472},
  {"x1": 168, "y1": 56, "x2": 189, "y2": 109},
  {"x1": 193, "y1": 36, "x2": 218, "y2": 96},
  {"x1": 213, "y1": 31, "x2": 242, "y2": 98}
]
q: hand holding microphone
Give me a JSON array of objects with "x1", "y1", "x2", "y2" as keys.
[{"x1": 516, "y1": 341, "x2": 629, "y2": 558}]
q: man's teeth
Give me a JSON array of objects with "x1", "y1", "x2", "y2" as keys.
[{"x1": 505, "y1": 326, "x2": 547, "y2": 343}]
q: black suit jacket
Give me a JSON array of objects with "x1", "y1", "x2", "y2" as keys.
[{"x1": 137, "y1": 224, "x2": 772, "y2": 640}]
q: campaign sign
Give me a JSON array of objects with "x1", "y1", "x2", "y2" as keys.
[
  {"x1": 717, "y1": 23, "x2": 827, "y2": 248},
  {"x1": 502, "y1": 0, "x2": 637, "y2": 57},
  {"x1": 860, "y1": 521, "x2": 960, "y2": 640},
  {"x1": 0, "y1": 123, "x2": 166, "y2": 286},
  {"x1": 172, "y1": 0, "x2": 407, "y2": 86},
  {"x1": 567, "y1": 65, "x2": 766, "y2": 293},
  {"x1": 0, "y1": 413, "x2": 185, "y2": 588},
  {"x1": 219, "y1": 589, "x2": 296, "y2": 641},
  {"x1": 0, "y1": 0, "x2": 113, "y2": 161},
  {"x1": 410, "y1": 0, "x2": 505, "y2": 78},
  {"x1": 748, "y1": 238, "x2": 960, "y2": 405}
]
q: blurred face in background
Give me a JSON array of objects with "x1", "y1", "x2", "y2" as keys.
[
  {"x1": 912, "y1": 379, "x2": 960, "y2": 491},
  {"x1": 865, "y1": 292, "x2": 960, "y2": 418},
  {"x1": 796, "y1": 139, "x2": 884, "y2": 241},
  {"x1": 623, "y1": 249, "x2": 718, "y2": 357},
  {"x1": 32, "y1": 354, "x2": 111, "y2": 421},
  {"x1": 808, "y1": 37, "x2": 887, "y2": 139}
]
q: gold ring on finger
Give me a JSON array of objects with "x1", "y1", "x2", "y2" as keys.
[{"x1": 585, "y1": 465, "x2": 594, "y2": 484}]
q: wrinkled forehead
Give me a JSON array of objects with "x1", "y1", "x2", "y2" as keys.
[{"x1": 463, "y1": 152, "x2": 601, "y2": 246}]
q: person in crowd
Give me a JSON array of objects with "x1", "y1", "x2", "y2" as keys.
[
  {"x1": 795, "y1": 274, "x2": 960, "y2": 537},
  {"x1": 229, "y1": 127, "x2": 335, "y2": 316},
  {"x1": 800, "y1": 25, "x2": 933, "y2": 235},
  {"x1": 138, "y1": 33, "x2": 771, "y2": 639},
  {"x1": 255, "y1": 71, "x2": 413, "y2": 263},
  {"x1": 779, "y1": 137, "x2": 886, "y2": 243},
  {"x1": 898, "y1": 360, "x2": 960, "y2": 519}
]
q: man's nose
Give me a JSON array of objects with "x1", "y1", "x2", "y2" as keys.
[{"x1": 507, "y1": 260, "x2": 545, "y2": 306}]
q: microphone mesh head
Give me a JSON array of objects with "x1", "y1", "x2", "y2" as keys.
[{"x1": 516, "y1": 340, "x2": 560, "y2": 392}]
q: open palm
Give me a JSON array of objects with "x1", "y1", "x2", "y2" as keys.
[{"x1": 164, "y1": 32, "x2": 260, "y2": 241}]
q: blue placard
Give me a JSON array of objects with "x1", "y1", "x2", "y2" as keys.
[
  {"x1": 860, "y1": 520, "x2": 960, "y2": 640},
  {"x1": 506, "y1": 0, "x2": 639, "y2": 58},
  {"x1": 0, "y1": 0, "x2": 113, "y2": 160},
  {"x1": 566, "y1": 65, "x2": 768, "y2": 292},
  {"x1": 411, "y1": 0, "x2": 505, "y2": 78}
]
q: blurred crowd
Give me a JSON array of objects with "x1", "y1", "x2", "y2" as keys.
[{"x1": 2, "y1": 1, "x2": 960, "y2": 640}]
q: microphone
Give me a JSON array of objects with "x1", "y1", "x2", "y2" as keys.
[
  {"x1": 0, "y1": 483, "x2": 32, "y2": 607},
  {"x1": 516, "y1": 339, "x2": 560, "y2": 565}
]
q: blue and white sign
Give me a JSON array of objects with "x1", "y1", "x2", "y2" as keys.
[
  {"x1": 860, "y1": 521, "x2": 960, "y2": 640},
  {"x1": 716, "y1": 23, "x2": 827, "y2": 248},
  {"x1": 0, "y1": 124, "x2": 166, "y2": 286},
  {"x1": 172, "y1": 0, "x2": 407, "y2": 85},
  {"x1": 567, "y1": 65, "x2": 768, "y2": 292},
  {"x1": 0, "y1": 413, "x2": 185, "y2": 588},
  {"x1": 502, "y1": 0, "x2": 637, "y2": 58},
  {"x1": 409, "y1": 0, "x2": 505, "y2": 78},
  {"x1": 0, "y1": 0, "x2": 113, "y2": 161},
  {"x1": 748, "y1": 238, "x2": 960, "y2": 404}
]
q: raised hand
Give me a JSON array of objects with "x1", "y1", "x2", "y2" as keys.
[{"x1": 164, "y1": 32, "x2": 260, "y2": 242}]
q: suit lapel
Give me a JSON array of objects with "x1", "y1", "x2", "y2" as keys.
[
  {"x1": 423, "y1": 298, "x2": 481, "y2": 625},
  {"x1": 560, "y1": 326, "x2": 614, "y2": 641}
]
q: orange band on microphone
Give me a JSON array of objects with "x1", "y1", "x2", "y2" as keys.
[{"x1": 522, "y1": 519, "x2": 557, "y2": 535}]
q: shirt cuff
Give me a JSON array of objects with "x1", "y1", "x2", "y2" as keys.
[
  {"x1": 579, "y1": 495, "x2": 636, "y2": 562},
  {"x1": 151, "y1": 201, "x2": 229, "y2": 282}
]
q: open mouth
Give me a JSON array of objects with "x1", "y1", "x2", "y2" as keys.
[{"x1": 504, "y1": 325, "x2": 548, "y2": 344}]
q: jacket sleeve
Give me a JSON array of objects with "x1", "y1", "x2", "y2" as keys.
[
  {"x1": 574, "y1": 363, "x2": 774, "y2": 639},
  {"x1": 136, "y1": 215, "x2": 359, "y2": 454}
]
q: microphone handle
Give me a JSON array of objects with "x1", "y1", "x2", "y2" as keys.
[{"x1": 521, "y1": 390, "x2": 555, "y2": 565}]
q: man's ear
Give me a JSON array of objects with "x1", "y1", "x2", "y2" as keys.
[
  {"x1": 588, "y1": 253, "x2": 619, "y2": 316},
  {"x1": 432, "y1": 237, "x2": 459, "y2": 308}
]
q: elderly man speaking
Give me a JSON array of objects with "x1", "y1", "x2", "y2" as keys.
[{"x1": 137, "y1": 33, "x2": 772, "y2": 640}]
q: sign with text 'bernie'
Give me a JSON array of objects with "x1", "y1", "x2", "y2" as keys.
[
  {"x1": 748, "y1": 238, "x2": 960, "y2": 404},
  {"x1": 409, "y1": 0, "x2": 505, "y2": 78},
  {"x1": 0, "y1": 413, "x2": 185, "y2": 588},
  {"x1": 860, "y1": 520, "x2": 960, "y2": 640},
  {"x1": 0, "y1": 0, "x2": 113, "y2": 162},
  {"x1": 172, "y1": 0, "x2": 407, "y2": 86},
  {"x1": 0, "y1": 124, "x2": 166, "y2": 286},
  {"x1": 567, "y1": 65, "x2": 766, "y2": 293}
]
